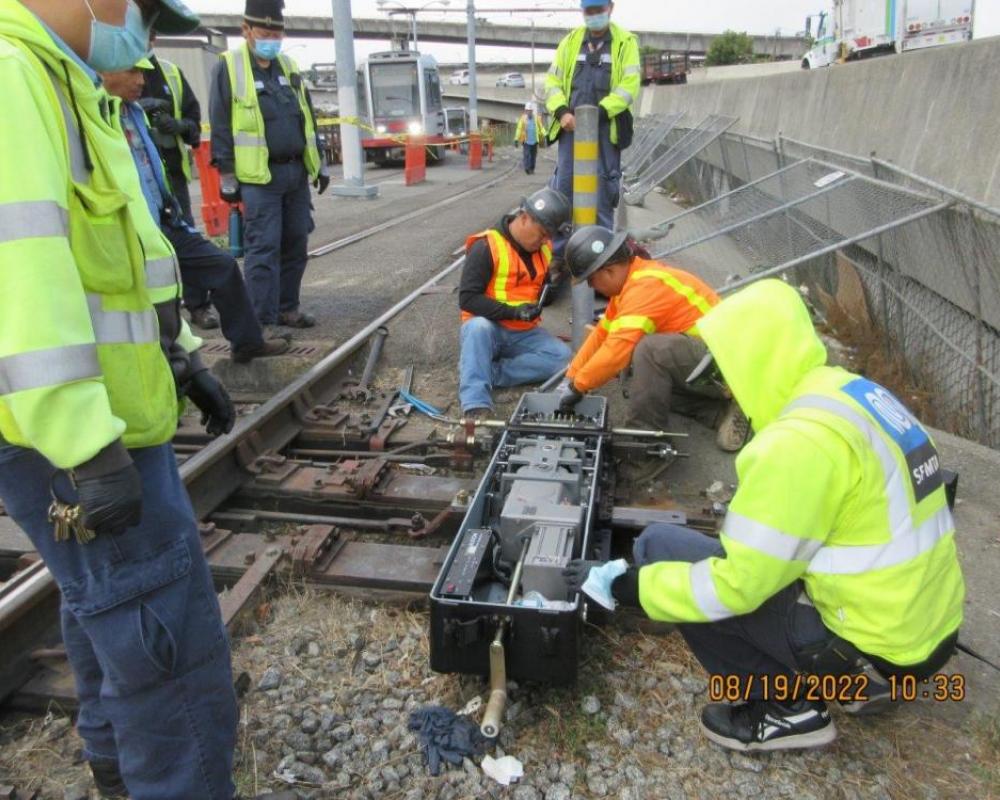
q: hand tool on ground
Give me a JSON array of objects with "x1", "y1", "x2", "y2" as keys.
[
  {"x1": 338, "y1": 326, "x2": 389, "y2": 402},
  {"x1": 368, "y1": 366, "x2": 415, "y2": 449}
]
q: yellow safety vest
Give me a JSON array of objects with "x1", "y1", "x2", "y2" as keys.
[
  {"x1": 543, "y1": 22, "x2": 641, "y2": 146},
  {"x1": 0, "y1": 5, "x2": 178, "y2": 469},
  {"x1": 157, "y1": 57, "x2": 192, "y2": 182},
  {"x1": 221, "y1": 45, "x2": 320, "y2": 184},
  {"x1": 639, "y1": 280, "x2": 964, "y2": 667}
]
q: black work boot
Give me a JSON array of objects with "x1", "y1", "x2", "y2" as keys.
[
  {"x1": 700, "y1": 698, "x2": 837, "y2": 752},
  {"x1": 89, "y1": 759, "x2": 128, "y2": 798}
]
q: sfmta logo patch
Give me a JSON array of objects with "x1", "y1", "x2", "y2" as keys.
[{"x1": 841, "y1": 378, "x2": 942, "y2": 503}]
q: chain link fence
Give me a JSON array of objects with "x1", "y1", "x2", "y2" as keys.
[{"x1": 630, "y1": 127, "x2": 1000, "y2": 448}]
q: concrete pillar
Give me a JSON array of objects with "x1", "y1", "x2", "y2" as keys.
[
  {"x1": 330, "y1": 0, "x2": 378, "y2": 198},
  {"x1": 572, "y1": 105, "x2": 598, "y2": 350}
]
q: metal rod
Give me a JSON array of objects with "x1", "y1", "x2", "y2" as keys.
[
  {"x1": 358, "y1": 326, "x2": 389, "y2": 390},
  {"x1": 869, "y1": 157, "x2": 1000, "y2": 218},
  {"x1": 0, "y1": 561, "x2": 56, "y2": 633},
  {"x1": 215, "y1": 508, "x2": 414, "y2": 531},
  {"x1": 539, "y1": 367, "x2": 567, "y2": 392}
]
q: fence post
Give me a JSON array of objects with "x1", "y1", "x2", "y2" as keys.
[
  {"x1": 468, "y1": 133, "x2": 483, "y2": 170},
  {"x1": 405, "y1": 135, "x2": 426, "y2": 185},
  {"x1": 571, "y1": 105, "x2": 599, "y2": 351}
]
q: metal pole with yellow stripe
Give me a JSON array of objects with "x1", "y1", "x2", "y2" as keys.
[{"x1": 571, "y1": 105, "x2": 598, "y2": 350}]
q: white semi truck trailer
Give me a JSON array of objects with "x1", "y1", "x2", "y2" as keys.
[{"x1": 802, "y1": 0, "x2": 975, "y2": 68}]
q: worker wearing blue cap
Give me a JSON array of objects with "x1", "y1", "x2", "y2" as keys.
[{"x1": 544, "y1": 1, "x2": 640, "y2": 266}]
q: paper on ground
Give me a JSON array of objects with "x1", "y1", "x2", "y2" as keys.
[{"x1": 481, "y1": 754, "x2": 524, "y2": 786}]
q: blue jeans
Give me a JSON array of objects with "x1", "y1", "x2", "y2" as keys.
[
  {"x1": 0, "y1": 443, "x2": 238, "y2": 799},
  {"x1": 522, "y1": 142, "x2": 538, "y2": 173},
  {"x1": 549, "y1": 124, "x2": 622, "y2": 257},
  {"x1": 458, "y1": 317, "x2": 572, "y2": 412},
  {"x1": 633, "y1": 524, "x2": 832, "y2": 700},
  {"x1": 242, "y1": 160, "x2": 313, "y2": 325}
]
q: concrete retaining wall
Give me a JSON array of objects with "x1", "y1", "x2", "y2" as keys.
[{"x1": 641, "y1": 36, "x2": 1000, "y2": 209}]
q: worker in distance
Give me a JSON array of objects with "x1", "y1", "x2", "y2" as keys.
[
  {"x1": 564, "y1": 279, "x2": 964, "y2": 752},
  {"x1": 557, "y1": 225, "x2": 749, "y2": 451},
  {"x1": 458, "y1": 188, "x2": 574, "y2": 418}
]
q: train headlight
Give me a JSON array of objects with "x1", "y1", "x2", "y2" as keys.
[
  {"x1": 376, "y1": 124, "x2": 387, "y2": 134},
  {"x1": 408, "y1": 121, "x2": 424, "y2": 135}
]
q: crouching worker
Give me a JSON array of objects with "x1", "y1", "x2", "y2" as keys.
[
  {"x1": 557, "y1": 225, "x2": 746, "y2": 451},
  {"x1": 564, "y1": 279, "x2": 964, "y2": 752},
  {"x1": 458, "y1": 188, "x2": 574, "y2": 417}
]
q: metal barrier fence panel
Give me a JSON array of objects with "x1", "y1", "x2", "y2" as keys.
[{"x1": 621, "y1": 111, "x2": 686, "y2": 178}]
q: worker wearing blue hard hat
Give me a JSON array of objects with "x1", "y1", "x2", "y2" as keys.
[{"x1": 543, "y1": 0, "x2": 640, "y2": 274}]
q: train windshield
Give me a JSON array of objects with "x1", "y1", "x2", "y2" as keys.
[{"x1": 369, "y1": 62, "x2": 420, "y2": 118}]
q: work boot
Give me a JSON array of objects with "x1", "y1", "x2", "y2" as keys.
[
  {"x1": 700, "y1": 698, "x2": 837, "y2": 752},
  {"x1": 89, "y1": 759, "x2": 128, "y2": 798},
  {"x1": 231, "y1": 337, "x2": 292, "y2": 364},
  {"x1": 715, "y1": 400, "x2": 750, "y2": 452},
  {"x1": 189, "y1": 306, "x2": 220, "y2": 329},
  {"x1": 278, "y1": 310, "x2": 316, "y2": 329}
]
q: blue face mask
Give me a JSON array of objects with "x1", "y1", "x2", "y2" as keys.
[
  {"x1": 85, "y1": 0, "x2": 152, "y2": 73},
  {"x1": 584, "y1": 12, "x2": 610, "y2": 32},
  {"x1": 252, "y1": 37, "x2": 283, "y2": 61}
]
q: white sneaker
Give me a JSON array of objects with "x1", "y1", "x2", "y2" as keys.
[{"x1": 716, "y1": 401, "x2": 750, "y2": 452}]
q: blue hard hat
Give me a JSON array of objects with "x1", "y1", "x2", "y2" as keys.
[{"x1": 580, "y1": 0, "x2": 610, "y2": 8}]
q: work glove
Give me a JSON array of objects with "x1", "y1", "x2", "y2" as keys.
[
  {"x1": 513, "y1": 304, "x2": 542, "y2": 323},
  {"x1": 220, "y1": 173, "x2": 241, "y2": 203},
  {"x1": 185, "y1": 368, "x2": 236, "y2": 436},
  {"x1": 563, "y1": 558, "x2": 628, "y2": 610},
  {"x1": 153, "y1": 113, "x2": 184, "y2": 136},
  {"x1": 137, "y1": 97, "x2": 172, "y2": 116},
  {"x1": 314, "y1": 167, "x2": 330, "y2": 195},
  {"x1": 72, "y1": 443, "x2": 143, "y2": 537},
  {"x1": 556, "y1": 381, "x2": 584, "y2": 413}
]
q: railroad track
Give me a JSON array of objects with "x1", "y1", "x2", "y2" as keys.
[{"x1": 0, "y1": 165, "x2": 522, "y2": 712}]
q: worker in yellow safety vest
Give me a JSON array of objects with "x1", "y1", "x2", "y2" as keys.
[
  {"x1": 563, "y1": 279, "x2": 965, "y2": 752},
  {"x1": 514, "y1": 102, "x2": 540, "y2": 175},
  {"x1": 0, "y1": 1, "x2": 247, "y2": 797},
  {"x1": 543, "y1": 0, "x2": 640, "y2": 263},
  {"x1": 209, "y1": 0, "x2": 329, "y2": 330}
]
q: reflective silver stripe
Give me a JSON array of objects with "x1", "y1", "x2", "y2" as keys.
[
  {"x1": 545, "y1": 87, "x2": 563, "y2": 100},
  {"x1": 624, "y1": 64, "x2": 641, "y2": 75},
  {"x1": 232, "y1": 51, "x2": 248, "y2": 101},
  {"x1": 689, "y1": 559, "x2": 732, "y2": 621},
  {"x1": 548, "y1": 64, "x2": 563, "y2": 77},
  {"x1": 86, "y1": 295, "x2": 159, "y2": 345},
  {"x1": 145, "y1": 256, "x2": 179, "y2": 289},
  {"x1": 601, "y1": 54, "x2": 613, "y2": 64},
  {"x1": 0, "y1": 344, "x2": 101, "y2": 395},
  {"x1": 48, "y1": 74, "x2": 90, "y2": 183},
  {"x1": 783, "y1": 394, "x2": 956, "y2": 574},
  {"x1": 0, "y1": 201, "x2": 68, "y2": 244},
  {"x1": 722, "y1": 511, "x2": 823, "y2": 563},
  {"x1": 234, "y1": 132, "x2": 266, "y2": 148},
  {"x1": 613, "y1": 86, "x2": 634, "y2": 104}
]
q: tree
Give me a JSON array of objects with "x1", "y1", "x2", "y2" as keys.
[{"x1": 705, "y1": 30, "x2": 755, "y2": 66}]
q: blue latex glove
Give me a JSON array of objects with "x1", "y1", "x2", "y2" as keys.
[{"x1": 580, "y1": 558, "x2": 628, "y2": 610}]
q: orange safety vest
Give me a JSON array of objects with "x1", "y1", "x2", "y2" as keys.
[
  {"x1": 568, "y1": 257, "x2": 720, "y2": 391},
  {"x1": 460, "y1": 229, "x2": 552, "y2": 331}
]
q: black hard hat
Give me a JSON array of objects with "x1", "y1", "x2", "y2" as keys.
[
  {"x1": 520, "y1": 188, "x2": 572, "y2": 238},
  {"x1": 245, "y1": 0, "x2": 285, "y2": 29},
  {"x1": 566, "y1": 225, "x2": 630, "y2": 284},
  {"x1": 152, "y1": 0, "x2": 200, "y2": 34}
]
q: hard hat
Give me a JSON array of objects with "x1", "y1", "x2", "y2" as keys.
[
  {"x1": 580, "y1": 0, "x2": 610, "y2": 8},
  {"x1": 566, "y1": 225, "x2": 630, "y2": 284},
  {"x1": 524, "y1": 102, "x2": 534, "y2": 110},
  {"x1": 521, "y1": 188, "x2": 572, "y2": 237},
  {"x1": 152, "y1": 0, "x2": 201, "y2": 35}
]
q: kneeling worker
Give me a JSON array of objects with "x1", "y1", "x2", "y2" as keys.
[
  {"x1": 459, "y1": 188, "x2": 573, "y2": 417},
  {"x1": 559, "y1": 225, "x2": 746, "y2": 451},
  {"x1": 565, "y1": 279, "x2": 964, "y2": 752}
]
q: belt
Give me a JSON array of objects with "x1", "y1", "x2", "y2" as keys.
[{"x1": 268, "y1": 154, "x2": 303, "y2": 165}]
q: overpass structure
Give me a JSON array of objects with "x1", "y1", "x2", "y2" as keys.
[{"x1": 195, "y1": 15, "x2": 807, "y2": 59}]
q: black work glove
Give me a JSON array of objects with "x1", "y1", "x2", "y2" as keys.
[
  {"x1": 220, "y1": 173, "x2": 241, "y2": 203},
  {"x1": 513, "y1": 304, "x2": 542, "y2": 322},
  {"x1": 137, "y1": 97, "x2": 171, "y2": 116},
  {"x1": 314, "y1": 169, "x2": 330, "y2": 195},
  {"x1": 561, "y1": 560, "x2": 605, "y2": 593},
  {"x1": 153, "y1": 114, "x2": 184, "y2": 136},
  {"x1": 556, "y1": 381, "x2": 584, "y2": 413},
  {"x1": 185, "y1": 368, "x2": 236, "y2": 436},
  {"x1": 72, "y1": 442, "x2": 143, "y2": 537}
]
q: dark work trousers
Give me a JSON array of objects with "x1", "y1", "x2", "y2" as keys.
[
  {"x1": 633, "y1": 524, "x2": 833, "y2": 700},
  {"x1": 241, "y1": 161, "x2": 313, "y2": 325},
  {"x1": 0, "y1": 443, "x2": 238, "y2": 799},
  {"x1": 522, "y1": 142, "x2": 538, "y2": 174},
  {"x1": 627, "y1": 334, "x2": 727, "y2": 430},
  {"x1": 165, "y1": 168, "x2": 212, "y2": 312},
  {"x1": 549, "y1": 120, "x2": 621, "y2": 257},
  {"x1": 162, "y1": 223, "x2": 265, "y2": 350}
]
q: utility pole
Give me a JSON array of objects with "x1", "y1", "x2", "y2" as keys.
[
  {"x1": 330, "y1": 0, "x2": 378, "y2": 198},
  {"x1": 410, "y1": 11, "x2": 419, "y2": 50},
  {"x1": 530, "y1": 19, "x2": 535, "y2": 99},
  {"x1": 466, "y1": 0, "x2": 478, "y2": 131}
]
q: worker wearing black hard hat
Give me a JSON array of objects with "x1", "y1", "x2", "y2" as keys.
[{"x1": 459, "y1": 187, "x2": 574, "y2": 417}]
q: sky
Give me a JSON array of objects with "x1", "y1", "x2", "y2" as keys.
[{"x1": 189, "y1": 0, "x2": 1000, "y2": 68}]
